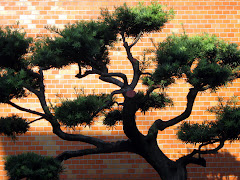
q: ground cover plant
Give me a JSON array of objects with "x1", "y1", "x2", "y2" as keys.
[{"x1": 0, "y1": 3, "x2": 240, "y2": 180}]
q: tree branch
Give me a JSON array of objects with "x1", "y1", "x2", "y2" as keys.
[
  {"x1": 23, "y1": 68, "x2": 52, "y2": 117},
  {"x1": 75, "y1": 70, "x2": 95, "y2": 78},
  {"x1": 129, "y1": 31, "x2": 143, "y2": 49},
  {"x1": 121, "y1": 32, "x2": 141, "y2": 90},
  {"x1": 178, "y1": 156, "x2": 207, "y2": 167},
  {"x1": 195, "y1": 139, "x2": 225, "y2": 155},
  {"x1": 7, "y1": 100, "x2": 47, "y2": 118},
  {"x1": 122, "y1": 98, "x2": 145, "y2": 142},
  {"x1": 51, "y1": 125, "x2": 107, "y2": 148},
  {"x1": 99, "y1": 76, "x2": 124, "y2": 87},
  {"x1": 177, "y1": 139, "x2": 225, "y2": 167},
  {"x1": 101, "y1": 73, "x2": 128, "y2": 87},
  {"x1": 55, "y1": 139, "x2": 133, "y2": 162},
  {"x1": 23, "y1": 68, "x2": 115, "y2": 148},
  {"x1": 146, "y1": 88, "x2": 198, "y2": 140},
  {"x1": 28, "y1": 117, "x2": 45, "y2": 124}
]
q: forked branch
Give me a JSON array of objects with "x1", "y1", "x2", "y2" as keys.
[
  {"x1": 177, "y1": 139, "x2": 225, "y2": 167},
  {"x1": 147, "y1": 88, "x2": 198, "y2": 140}
]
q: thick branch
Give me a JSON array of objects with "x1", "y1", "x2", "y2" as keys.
[
  {"x1": 178, "y1": 156, "x2": 206, "y2": 167},
  {"x1": 121, "y1": 32, "x2": 141, "y2": 90},
  {"x1": 87, "y1": 69, "x2": 125, "y2": 87},
  {"x1": 122, "y1": 97, "x2": 145, "y2": 142},
  {"x1": 23, "y1": 69, "x2": 108, "y2": 147},
  {"x1": 99, "y1": 76, "x2": 124, "y2": 87},
  {"x1": 52, "y1": 125, "x2": 107, "y2": 148},
  {"x1": 162, "y1": 88, "x2": 198, "y2": 128},
  {"x1": 102, "y1": 73, "x2": 128, "y2": 86},
  {"x1": 147, "y1": 88, "x2": 198, "y2": 140},
  {"x1": 24, "y1": 69, "x2": 52, "y2": 117},
  {"x1": 55, "y1": 140, "x2": 133, "y2": 162}
]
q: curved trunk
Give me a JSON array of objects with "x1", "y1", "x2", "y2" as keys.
[
  {"x1": 122, "y1": 97, "x2": 188, "y2": 180},
  {"x1": 139, "y1": 141, "x2": 188, "y2": 180},
  {"x1": 145, "y1": 155, "x2": 187, "y2": 180}
]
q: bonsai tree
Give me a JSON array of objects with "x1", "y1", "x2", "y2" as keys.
[{"x1": 1, "y1": 3, "x2": 240, "y2": 180}]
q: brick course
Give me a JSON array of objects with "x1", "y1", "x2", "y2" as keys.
[{"x1": 0, "y1": 0, "x2": 240, "y2": 179}]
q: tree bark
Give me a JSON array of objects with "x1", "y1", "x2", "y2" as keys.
[{"x1": 122, "y1": 97, "x2": 190, "y2": 180}]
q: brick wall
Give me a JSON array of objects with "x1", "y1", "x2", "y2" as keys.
[{"x1": 0, "y1": 0, "x2": 240, "y2": 179}]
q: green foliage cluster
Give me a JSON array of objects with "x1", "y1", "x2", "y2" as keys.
[
  {"x1": 144, "y1": 34, "x2": 240, "y2": 90},
  {"x1": 101, "y1": 2, "x2": 174, "y2": 36},
  {"x1": 0, "y1": 69, "x2": 27, "y2": 102},
  {"x1": 103, "y1": 109, "x2": 122, "y2": 127},
  {"x1": 102, "y1": 91, "x2": 172, "y2": 127},
  {"x1": 134, "y1": 91, "x2": 173, "y2": 113},
  {"x1": 177, "y1": 122, "x2": 218, "y2": 144},
  {"x1": 178, "y1": 98, "x2": 240, "y2": 144},
  {"x1": 32, "y1": 21, "x2": 117, "y2": 70},
  {"x1": 0, "y1": 26, "x2": 32, "y2": 70},
  {"x1": 54, "y1": 94, "x2": 113, "y2": 127},
  {"x1": 0, "y1": 115, "x2": 29, "y2": 140},
  {"x1": 5, "y1": 152, "x2": 63, "y2": 180},
  {"x1": 208, "y1": 98, "x2": 240, "y2": 141},
  {"x1": 0, "y1": 68, "x2": 41, "y2": 103},
  {"x1": 0, "y1": 26, "x2": 40, "y2": 103}
]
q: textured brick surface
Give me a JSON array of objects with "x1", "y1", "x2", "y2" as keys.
[{"x1": 0, "y1": 0, "x2": 240, "y2": 179}]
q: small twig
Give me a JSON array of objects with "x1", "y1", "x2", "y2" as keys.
[
  {"x1": 28, "y1": 117, "x2": 45, "y2": 124},
  {"x1": 7, "y1": 100, "x2": 46, "y2": 118},
  {"x1": 129, "y1": 31, "x2": 143, "y2": 49}
]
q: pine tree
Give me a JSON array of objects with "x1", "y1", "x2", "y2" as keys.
[{"x1": 1, "y1": 3, "x2": 239, "y2": 180}]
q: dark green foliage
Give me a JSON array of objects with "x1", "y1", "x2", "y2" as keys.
[
  {"x1": 0, "y1": 69, "x2": 27, "y2": 102},
  {"x1": 54, "y1": 94, "x2": 113, "y2": 127},
  {"x1": 149, "y1": 34, "x2": 240, "y2": 90},
  {"x1": 0, "y1": 68, "x2": 42, "y2": 103},
  {"x1": 5, "y1": 152, "x2": 63, "y2": 180},
  {"x1": 178, "y1": 98, "x2": 240, "y2": 144},
  {"x1": 101, "y1": 2, "x2": 174, "y2": 37},
  {"x1": 103, "y1": 109, "x2": 122, "y2": 127},
  {"x1": 177, "y1": 122, "x2": 218, "y2": 144},
  {"x1": 134, "y1": 91, "x2": 173, "y2": 113},
  {"x1": 0, "y1": 115, "x2": 29, "y2": 140},
  {"x1": 32, "y1": 21, "x2": 117, "y2": 70},
  {"x1": 0, "y1": 26, "x2": 32, "y2": 70},
  {"x1": 208, "y1": 98, "x2": 240, "y2": 141},
  {"x1": 187, "y1": 59, "x2": 232, "y2": 90}
]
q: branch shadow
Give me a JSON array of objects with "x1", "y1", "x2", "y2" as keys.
[
  {"x1": 0, "y1": 132, "x2": 239, "y2": 180},
  {"x1": 0, "y1": 132, "x2": 160, "y2": 180},
  {"x1": 187, "y1": 151, "x2": 240, "y2": 180}
]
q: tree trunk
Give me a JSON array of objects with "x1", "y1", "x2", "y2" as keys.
[
  {"x1": 122, "y1": 97, "x2": 188, "y2": 180},
  {"x1": 138, "y1": 141, "x2": 188, "y2": 180}
]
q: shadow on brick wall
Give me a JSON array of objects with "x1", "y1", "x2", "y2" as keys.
[
  {"x1": 0, "y1": 133, "x2": 239, "y2": 180},
  {"x1": 188, "y1": 151, "x2": 240, "y2": 180}
]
